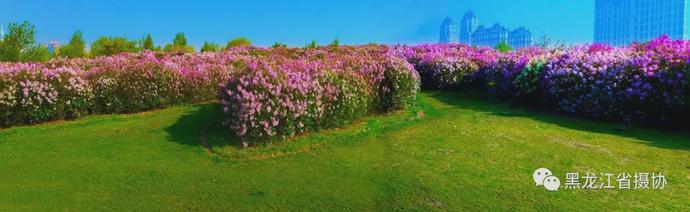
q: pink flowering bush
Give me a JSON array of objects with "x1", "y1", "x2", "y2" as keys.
[
  {"x1": 219, "y1": 46, "x2": 419, "y2": 144},
  {"x1": 376, "y1": 55, "x2": 420, "y2": 112},
  {"x1": 1, "y1": 50, "x2": 234, "y2": 127},
  {"x1": 0, "y1": 64, "x2": 93, "y2": 126},
  {"x1": 2, "y1": 45, "x2": 419, "y2": 144}
]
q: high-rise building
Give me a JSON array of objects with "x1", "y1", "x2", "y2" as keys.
[
  {"x1": 460, "y1": 11, "x2": 478, "y2": 45},
  {"x1": 471, "y1": 23, "x2": 509, "y2": 47},
  {"x1": 455, "y1": 11, "x2": 533, "y2": 48},
  {"x1": 509, "y1": 27, "x2": 533, "y2": 49},
  {"x1": 439, "y1": 17, "x2": 459, "y2": 44},
  {"x1": 595, "y1": 0, "x2": 690, "y2": 46}
]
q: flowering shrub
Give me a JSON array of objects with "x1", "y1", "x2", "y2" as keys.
[
  {"x1": 395, "y1": 44, "x2": 497, "y2": 90},
  {"x1": 0, "y1": 64, "x2": 93, "y2": 126},
  {"x1": 478, "y1": 48, "x2": 550, "y2": 97},
  {"x1": 406, "y1": 36, "x2": 690, "y2": 126},
  {"x1": 2, "y1": 46, "x2": 419, "y2": 144},
  {"x1": 376, "y1": 55, "x2": 420, "y2": 112},
  {"x1": 542, "y1": 46, "x2": 632, "y2": 119},
  {"x1": 218, "y1": 46, "x2": 419, "y2": 144},
  {"x1": 416, "y1": 57, "x2": 477, "y2": 90},
  {"x1": 1, "y1": 50, "x2": 234, "y2": 127}
]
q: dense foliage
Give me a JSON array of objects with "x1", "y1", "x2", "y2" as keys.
[
  {"x1": 225, "y1": 37, "x2": 252, "y2": 49},
  {"x1": 1, "y1": 46, "x2": 419, "y2": 145},
  {"x1": 59, "y1": 31, "x2": 87, "y2": 58},
  {"x1": 0, "y1": 21, "x2": 51, "y2": 62},
  {"x1": 5, "y1": 35, "x2": 689, "y2": 142},
  {"x1": 200, "y1": 41, "x2": 221, "y2": 52},
  {"x1": 217, "y1": 46, "x2": 419, "y2": 145},
  {"x1": 0, "y1": 51, "x2": 232, "y2": 126},
  {"x1": 90, "y1": 36, "x2": 139, "y2": 56},
  {"x1": 164, "y1": 32, "x2": 195, "y2": 53},
  {"x1": 398, "y1": 35, "x2": 690, "y2": 126}
]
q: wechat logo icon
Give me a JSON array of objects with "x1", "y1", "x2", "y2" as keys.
[{"x1": 533, "y1": 167, "x2": 560, "y2": 191}]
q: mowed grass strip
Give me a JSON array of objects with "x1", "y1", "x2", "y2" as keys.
[{"x1": 0, "y1": 92, "x2": 688, "y2": 210}]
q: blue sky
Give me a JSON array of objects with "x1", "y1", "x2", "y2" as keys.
[{"x1": 0, "y1": 0, "x2": 595, "y2": 47}]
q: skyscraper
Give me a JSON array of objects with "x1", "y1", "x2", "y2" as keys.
[
  {"x1": 460, "y1": 11, "x2": 478, "y2": 45},
  {"x1": 509, "y1": 27, "x2": 533, "y2": 49},
  {"x1": 439, "y1": 17, "x2": 459, "y2": 44},
  {"x1": 472, "y1": 23, "x2": 509, "y2": 48},
  {"x1": 455, "y1": 11, "x2": 533, "y2": 48},
  {"x1": 595, "y1": 0, "x2": 690, "y2": 46}
]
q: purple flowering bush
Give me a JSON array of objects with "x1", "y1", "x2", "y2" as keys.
[
  {"x1": 478, "y1": 48, "x2": 550, "y2": 97},
  {"x1": 542, "y1": 45, "x2": 632, "y2": 119},
  {"x1": 406, "y1": 36, "x2": 690, "y2": 126},
  {"x1": 397, "y1": 44, "x2": 495, "y2": 90}
]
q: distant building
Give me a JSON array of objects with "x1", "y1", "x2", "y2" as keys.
[
  {"x1": 439, "y1": 17, "x2": 459, "y2": 44},
  {"x1": 509, "y1": 27, "x2": 533, "y2": 49},
  {"x1": 459, "y1": 11, "x2": 478, "y2": 45},
  {"x1": 472, "y1": 23, "x2": 509, "y2": 47},
  {"x1": 47, "y1": 41, "x2": 60, "y2": 54},
  {"x1": 595, "y1": 0, "x2": 690, "y2": 46},
  {"x1": 0, "y1": 24, "x2": 4, "y2": 40},
  {"x1": 454, "y1": 11, "x2": 533, "y2": 48}
]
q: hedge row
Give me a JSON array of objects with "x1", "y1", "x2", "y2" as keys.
[
  {"x1": 218, "y1": 46, "x2": 419, "y2": 145},
  {"x1": 1, "y1": 46, "x2": 420, "y2": 145},
  {"x1": 0, "y1": 51, "x2": 233, "y2": 127},
  {"x1": 399, "y1": 36, "x2": 690, "y2": 126}
]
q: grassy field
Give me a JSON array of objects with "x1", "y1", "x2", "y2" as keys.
[{"x1": 1, "y1": 92, "x2": 689, "y2": 210}]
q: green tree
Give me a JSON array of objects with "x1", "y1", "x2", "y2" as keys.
[
  {"x1": 59, "y1": 30, "x2": 86, "y2": 58},
  {"x1": 225, "y1": 37, "x2": 252, "y2": 49},
  {"x1": 200, "y1": 41, "x2": 220, "y2": 52},
  {"x1": 305, "y1": 40, "x2": 318, "y2": 49},
  {"x1": 173, "y1": 32, "x2": 187, "y2": 46},
  {"x1": 495, "y1": 41, "x2": 512, "y2": 52},
  {"x1": 271, "y1": 42, "x2": 287, "y2": 48},
  {"x1": 329, "y1": 37, "x2": 340, "y2": 47},
  {"x1": 141, "y1": 34, "x2": 155, "y2": 50},
  {"x1": 0, "y1": 21, "x2": 37, "y2": 62},
  {"x1": 164, "y1": 32, "x2": 195, "y2": 53},
  {"x1": 20, "y1": 44, "x2": 51, "y2": 62},
  {"x1": 90, "y1": 36, "x2": 138, "y2": 56}
]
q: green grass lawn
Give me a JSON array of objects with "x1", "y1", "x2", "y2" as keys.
[{"x1": 1, "y1": 92, "x2": 689, "y2": 211}]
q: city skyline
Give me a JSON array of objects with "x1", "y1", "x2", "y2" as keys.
[
  {"x1": 439, "y1": 11, "x2": 533, "y2": 49},
  {"x1": 0, "y1": 0, "x2": 594, "y2": 47},
  {"x1": 3, "y1": 0, "x2": 687, "y2": 48}
]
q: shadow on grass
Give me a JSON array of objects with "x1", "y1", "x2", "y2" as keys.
[
  {"x1": 427, "y1": 91, "x2": 690, "y2": 151},
  {"x1": 164, "y1": 102, "x2": 242, "y2": 149}
]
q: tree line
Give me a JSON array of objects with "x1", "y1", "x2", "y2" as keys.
[{"x1": 0, "y1": 21, "x2": 254, "y2": 62}]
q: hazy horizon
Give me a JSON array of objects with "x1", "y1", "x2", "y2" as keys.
[{"x1": 0, "y1": 0, "x2": 595, "y2": 47}]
